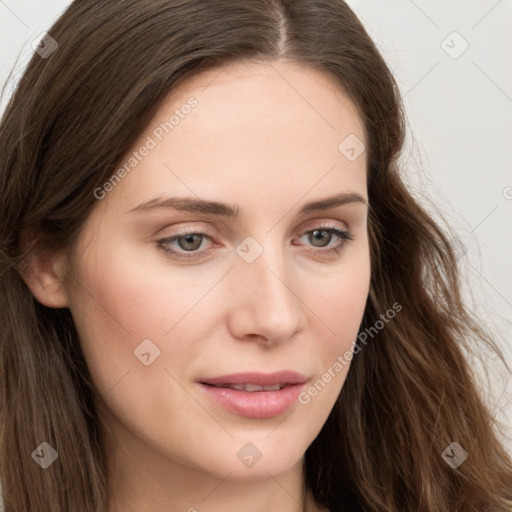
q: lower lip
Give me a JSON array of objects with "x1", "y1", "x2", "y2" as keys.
[{"x1": 198, "y1": 382, "x2": 306, "y2": 419}]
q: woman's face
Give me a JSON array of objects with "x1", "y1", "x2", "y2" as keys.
[{"x1": 63, "y1": 59, "x2": 370, "y2": 483}]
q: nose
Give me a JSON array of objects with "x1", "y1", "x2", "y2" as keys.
[{"x1": 226, "y1": 240, "x2": 307, "y2": 345}]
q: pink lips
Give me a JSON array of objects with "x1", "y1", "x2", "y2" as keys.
[{"x1": 198, "y1": 371, "x2": 308, "y2": 419}]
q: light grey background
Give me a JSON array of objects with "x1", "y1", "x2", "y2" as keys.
[{"x1": 1, "y1": 0, "x2": 511, "y2": 454}]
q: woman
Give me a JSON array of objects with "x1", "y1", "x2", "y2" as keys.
[{"x1": 0, "y1": 1, "x2": 511, "y2": 511}]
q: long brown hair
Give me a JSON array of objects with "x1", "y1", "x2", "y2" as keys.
[{"x1": 1, "y1": 1, "x2": 511, "y2": 510}]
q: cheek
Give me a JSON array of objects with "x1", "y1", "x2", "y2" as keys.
[
  {"x1": 66, "y1": 239, "x2": 229, "y2": 413},
  {"x1": 66, "y1": 259, "x2": 196, "y2": 441},
  {"x1": 304, "y1": 254, "x2": 370, "y2": 388},
  {"x1": 311, "y1": 254, "x2": 370, "y2": 336},
  {"x1": 324, "y1": 270, "x2": 370, "y2": 325},
  {"x1": 77, "y1": 236, "x2": 225, "y2": 339},
  {"x1": 66, "y1": 242, "x2": 168, "y2": 395}
]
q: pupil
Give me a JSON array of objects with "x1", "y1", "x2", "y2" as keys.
[
  {"x1": 181, "y1": 234, "x2": 201, "y2": 250},
  {"x1": 312, "y1": 230, "x2": 327, "y2": 247}
]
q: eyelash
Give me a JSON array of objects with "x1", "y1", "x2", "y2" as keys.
[{"x1": 156, "y1": 224, "x2": 354, "y2": 261}]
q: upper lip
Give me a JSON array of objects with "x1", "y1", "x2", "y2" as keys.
[{"x1": 200, "y1": 371, "x2": 308, "y2": 387}]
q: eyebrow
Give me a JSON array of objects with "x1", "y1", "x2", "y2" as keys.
[{"x1": 128, "y1": 192, "x2": 368, "y2": 218}]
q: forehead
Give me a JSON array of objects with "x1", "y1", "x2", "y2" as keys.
[
  {"x1": 103, "y1": 59, "x2": 367, "y2": 216},
  {"x1": 166, "y1": 58, "x2": 365, "y2": 143}
]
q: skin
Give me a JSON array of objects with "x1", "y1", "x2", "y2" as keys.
[{"x1": 25, "y1": 59, "x2": 370, "y2": 512}]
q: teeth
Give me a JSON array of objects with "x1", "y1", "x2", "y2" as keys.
[
  {"x1": 212, "y1": 383, "x2": 285, "y2": 391},
  {"x1": 262, "y1": 384, "x2": 283, "y2": 391},
  {"x1": 245, "y1": 383, "x2": 264, "y2": 392}
]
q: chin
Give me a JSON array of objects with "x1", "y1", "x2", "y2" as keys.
[{"x1": 183, "y1": 438, "x2": 307, "y2": 481}]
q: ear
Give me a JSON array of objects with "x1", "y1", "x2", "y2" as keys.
[{"x1": 20, "y1": 237, "x2": 70, "y2": 309}]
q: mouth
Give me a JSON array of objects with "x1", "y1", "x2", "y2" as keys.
[
  {"x1": 197, "y1": 371, "x2": 308, "y2": 419},
  {"x1": 199, "y1": 370, "x2": 307, "y2": 387},
  {"x1": 203, "y1": 382, "x2": 288, "y2": 392}
]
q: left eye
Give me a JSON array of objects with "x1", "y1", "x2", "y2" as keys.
[
  {"x1": 166, "y1": 232, "x2": 207, "y2": 252},
  {"x1": 157, "y1": 225, "x2": 353, "y2": 260},
  {"x1": 298, "y1": 227, "x2": 350, "y2": 249}
]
